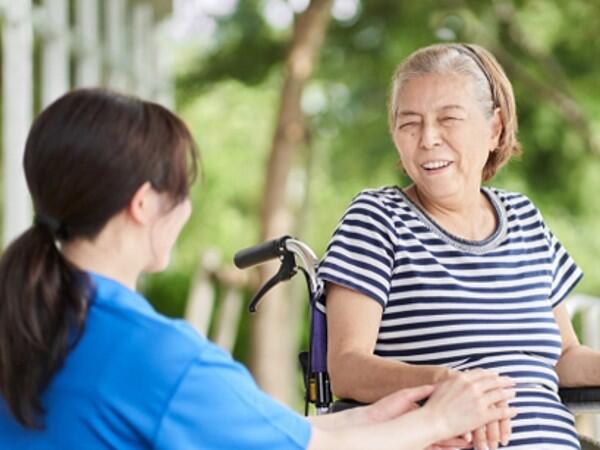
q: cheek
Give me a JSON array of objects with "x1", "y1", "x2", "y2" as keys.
[
  {"x1": 171, "y1": 204, "x2": 191, "y2": 237},
  {"x1": 393, "y1": 133, "x2": 417, "y2": 159},
  {"x1": 158, "y1": 204, "x2": 190, "y2": 243}
]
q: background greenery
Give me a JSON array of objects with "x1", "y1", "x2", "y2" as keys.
[{"x1": 145, "y1": 0, "x2": 600, "y2": 366}]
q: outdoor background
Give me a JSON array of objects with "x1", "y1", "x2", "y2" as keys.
[
  {"x1": 162, "y1": 0, "x2": 600, "y2": 408},
  {"x1": 1, "y1": 0, "x2": 600, "y2": 415}
]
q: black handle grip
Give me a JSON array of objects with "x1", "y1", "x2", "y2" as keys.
[{"x1": 234, "y1": 236, "x2": 291, "y2": 269}]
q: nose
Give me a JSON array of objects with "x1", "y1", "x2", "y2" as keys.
[{"x1": 419, "y1": 121, "x2": 442, "y2": 150}]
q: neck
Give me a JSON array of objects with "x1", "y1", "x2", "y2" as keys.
[
  {"x1": 61, "y1": 236, "x2": 142, "y2": 291},
  {"x1": 410, "y1": 184, "x2": 495, "y2": 241}
]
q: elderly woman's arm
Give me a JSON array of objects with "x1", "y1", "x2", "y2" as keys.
[
  {"x1": 327, "y1": 283, "x2": 513, "y2": 450},
  {"x1": 326, "y1": 283, "x2": 454, "y2": 402},
  {"x1": 554, "y1": 303, "x2": 600, "y2": 386}
]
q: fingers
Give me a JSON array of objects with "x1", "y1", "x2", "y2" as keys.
[
  {"x1": 395, "y1": 384, "x2": 436, "y2": 403},
  {"x1": 462, "y1": 370, "x2": 515, "y2": 392},
  {"x1": 480, "y1": 385, "x2": 516, "y2": 405},
  {"x1": 433, "y1": 436, "x2": 471, "y2": 447},
  {"x1": 473, "y1": 425, "x2": 487, "y2": 450},
  {"x1": 369, "y1": 384, "x2": 435, "y2": 422},
  {"x1": 499, "y1": 413, "x2": 511, "y2": 447},
  {"x1": 486, "y1": 418, "x2": 500, "y2": 450},
  {"x1": 472, "y1": 403, "x2": 516, "y2": 449},
  {"x1": 486, "y1": 403, "x2": 518, "y2": 423}
]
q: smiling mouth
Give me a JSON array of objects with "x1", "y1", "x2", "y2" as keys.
[{"x1": 421, "y1": 161, "x2": 452, "y2": 172}]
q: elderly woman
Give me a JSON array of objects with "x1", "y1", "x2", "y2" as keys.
[{"x1": 319, "y1": 43, "x2": 600, "y2": 450}]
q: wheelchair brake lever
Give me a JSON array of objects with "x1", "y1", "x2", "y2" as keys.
[{"x1": 248, "y1": 252, "x2": 297, "y2": 313}]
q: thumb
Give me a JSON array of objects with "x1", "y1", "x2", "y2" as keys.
[
  {"x1": 376, "y1": 385, "x2": 435, "y2": 413},
  {"x1": 391, "y1": 384, "x2": 435, "y2": 404}
]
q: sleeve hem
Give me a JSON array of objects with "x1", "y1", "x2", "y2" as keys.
[
  {"x1": 321, "y1": 274, "x2": 386, "y2": 310},
  {"x1": 552, "y1": 270, "x2": 584, "y2": 309}
]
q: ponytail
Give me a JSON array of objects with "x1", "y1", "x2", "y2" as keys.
[
  {"x1": 0, "y1": 224, "x2": 88, "y2": 428},
  {"x1": 0, "y1": 87, "x2": 198, "y2": 428}
]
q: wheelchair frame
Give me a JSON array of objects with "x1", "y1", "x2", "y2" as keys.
[{"x1": 234, "y1": 235, "x2": 600, "y2": 422}]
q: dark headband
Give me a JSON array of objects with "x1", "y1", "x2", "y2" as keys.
[{"x1": 456, "y1": 44, "x2": 499, "y2": 108}]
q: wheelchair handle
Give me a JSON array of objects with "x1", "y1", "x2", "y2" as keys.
[{"x1": 234, "y1": 236, "x2": 291, "y2": 269}]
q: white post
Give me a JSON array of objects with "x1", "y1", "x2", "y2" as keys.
[
  {"x1": 184, "y1": 250, "x2": 222, "y2": 335},
  {"x1": 41, "y1": 0, "x2": 69, "y2": 107},
  {"x1": 105, "y1": 0, "x2": 129, "y2": 90},
  {"x1": 132, "y1": 3, "x2": 154, "y2": 98},
  {"x1": 75, "y1": 0, "x2": 101, "y2": 87},
  {"x1": 154, "y1": 20, "x2": 174, "y2": 108},
  {"x1": 213, "y1": 287, "x2": 244, "y2": 352},
  {"x1": 2, "y1": 0, "x2": 34, "y2": 246}
]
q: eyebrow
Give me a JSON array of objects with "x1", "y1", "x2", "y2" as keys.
[
  {"x1": 396, "y1": 110, "x2": 420, "y2": 118},
  {"x1": 439, "y1": 104, "x2": 466, "y2": 112}
]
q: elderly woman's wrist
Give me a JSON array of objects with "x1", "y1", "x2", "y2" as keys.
[{"x1": 431, "y1": 366, "x2": 454, "y2": 384}]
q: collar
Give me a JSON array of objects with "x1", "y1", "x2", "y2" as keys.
[{"x1": 88, "y1": 272, "x2": 155, "y2": 316}]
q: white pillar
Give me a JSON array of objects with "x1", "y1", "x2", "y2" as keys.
[
  {"x1": 41, "y1": 0, "x2": 69, "y2": 106},
  {"x1": 75, "y1": 0, "x2": 101, "y2": 87},
  {"x1": 2, "y1": 0, "x2": 34, "y2": 246},
  {"x1": 105, "y1": 0, "x2": 129, "y2": 90},
  {"x1": 132, "y1": 3, "x2": 154, "y2": 98},
  {"x1": 154, "y1": 20, "x2": 174, "y2": 108}
]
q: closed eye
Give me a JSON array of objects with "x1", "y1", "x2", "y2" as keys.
[
  {"x1": 397, "y1": 122, "x2": 420, "y2": 130},
  {"x1": 440, "y1": 116, "x2": 463, "y2": 123}
]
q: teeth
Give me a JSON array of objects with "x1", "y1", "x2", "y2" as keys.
[{"x1": 422, "y1": 160, "x2": 451, "y2": 170}]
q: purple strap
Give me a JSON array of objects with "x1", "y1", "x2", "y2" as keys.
[{"x1": 309, "y1": 294, "x2": 328, "y2": 372}]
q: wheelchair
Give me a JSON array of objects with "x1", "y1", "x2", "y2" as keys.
[{"x1": 234, "y1": 236, "x2": 600, "y2": 449}]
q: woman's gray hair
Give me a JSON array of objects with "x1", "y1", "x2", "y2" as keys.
[{"x1": 388, "y1": 43, "x2": 522, "y2": 181}]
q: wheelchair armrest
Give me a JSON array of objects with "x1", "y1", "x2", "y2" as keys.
[
  {"x1": 559, "y1": 386, "x2": 600, "y2": 414},
  {"x1": 334, "y1": 388, "x2": 600, "y2": 415},
  {"x1": 330, "y1": 399, "x2": 366, "y2": 412}
]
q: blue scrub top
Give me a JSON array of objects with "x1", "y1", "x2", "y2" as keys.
[{"x1": 0, "y1": 273, "x2": 312, "y2": 449}]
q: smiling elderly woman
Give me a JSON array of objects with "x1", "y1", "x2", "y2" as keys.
[{"x1": 319, "y1": 43, "x2": 600, "y2": 450}]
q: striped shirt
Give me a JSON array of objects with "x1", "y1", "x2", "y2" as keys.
[{"x1": 319, "y1": 186, "x2": 583, "y2": 449}]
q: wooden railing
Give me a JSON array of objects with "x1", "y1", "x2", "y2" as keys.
[{"x1": 184, "y1": 249, "x2": 258, "y2": 353}]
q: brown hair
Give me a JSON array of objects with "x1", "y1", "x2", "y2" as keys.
[
  {"x1": 388, "y1": 43, "x2": 521, "y2": 181},
  {"x1": 0, "y1": 88, "x2": 198, "y2": 428}
]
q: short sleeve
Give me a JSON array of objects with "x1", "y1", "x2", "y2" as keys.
[
  {"x1": 542, "y1": 221, "x2": 583, "y2": 308},
  {"x1": 153, "y1": 342, "x2": 311, "y2": 450},
  {"x1": 318, "y1": 191, "x2": 395, "y2": 308}
]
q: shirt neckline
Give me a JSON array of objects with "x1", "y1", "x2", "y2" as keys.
[
  {"x1": 88, "y1": 272, "x2": 155, "y2": 315},
  {"x1": 394, "y1": 186, "x2": 508, "y2": 254}
]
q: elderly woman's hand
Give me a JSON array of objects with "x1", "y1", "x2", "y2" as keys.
[
  {"x1": 471, "y1": 401, "x2": 512, "y2": 450},
  {"x1": 423, "y1": 370, "x2": 516, "y2": 446}
]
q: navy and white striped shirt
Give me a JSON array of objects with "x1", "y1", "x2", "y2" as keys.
[{"x1": 319, "y1": 186, "x2": 583, "y2": 449}]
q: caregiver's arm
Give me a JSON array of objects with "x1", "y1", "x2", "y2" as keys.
[{"x1": 554, "y1": 303, "x2": 600, "y2": 386}]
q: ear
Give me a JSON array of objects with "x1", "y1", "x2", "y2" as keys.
[
  {"x1": 127, "y1": 181, "x2": 160, "y2": 226},
  {"x1": 490, "y1": 107, "x2": 503, "y2": 151}
]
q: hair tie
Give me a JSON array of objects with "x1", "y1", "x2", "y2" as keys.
[{"x1": 34, "y1": 213, "x2": 63, "y2": 235}]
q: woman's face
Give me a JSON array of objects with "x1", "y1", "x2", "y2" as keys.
[
  {"x1": 392, "y1": 73, "x2": 500, "y2": 202},
  {"x1": 145, "y1": 196, "x2": 192, "y2": 272}
]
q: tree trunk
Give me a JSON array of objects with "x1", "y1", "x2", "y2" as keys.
[{"x1": 251, "y1": 0, "x2": 334, "y2": 404}]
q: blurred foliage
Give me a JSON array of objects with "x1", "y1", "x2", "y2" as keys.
[{"x1": 146, "y1": 0, "x2": 600, "y2": 362}]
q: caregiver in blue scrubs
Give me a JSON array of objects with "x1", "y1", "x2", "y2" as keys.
[{"x1": 0, "y1": 88, "x2": 515, "y2": 450}]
